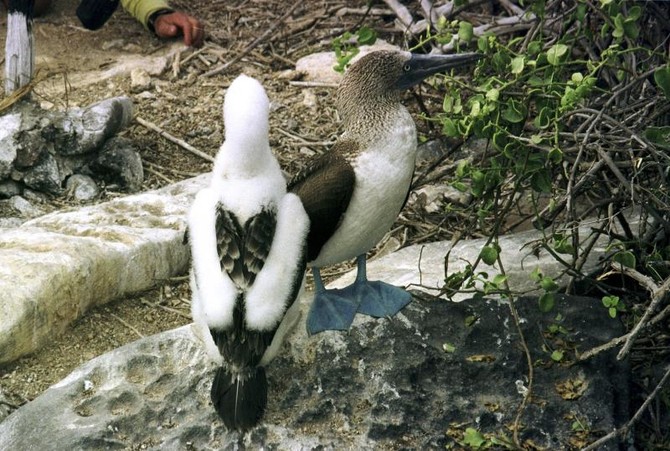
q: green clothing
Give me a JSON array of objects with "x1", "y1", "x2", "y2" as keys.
[{"x1": 121, "y1": 0, "x2": 172, "y2": 29}]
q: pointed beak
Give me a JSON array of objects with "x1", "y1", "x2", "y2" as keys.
[{"x1": 396, "y1": 52, "x2": 481, "y2": 90}]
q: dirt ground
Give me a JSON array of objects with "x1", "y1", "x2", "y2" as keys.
[{"x1": 0, "y1": 0, "x2": 446, "y2": 410}]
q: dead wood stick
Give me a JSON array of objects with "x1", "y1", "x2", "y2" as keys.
[
  {"x1": 581, "y1": 364, "x2": 670, "y2": 451},
  {"x1": 617, "y1": 271, "x2": 670, "y2": 360},
  {"x1": 135, "y1": 116, "x2": 214, "y2": 163},
  {"x1": 144, "y1": 165, "x2": 175, "y2": 184},
  {"x1": 203, "y1": 0, "x2": 302, "y2": 78},
  {"x1": 576, "y1": 305, "x2": 668, "y2": 361},
  {"x1": 110, "y1": 313, "x2": 144, "y2": 339},
  {"x1": 141, "y1": 298, "x2": 192, "y2": 320},
  {"x1": 382, "y1": 0, "x2": 415, "y2": 30}
]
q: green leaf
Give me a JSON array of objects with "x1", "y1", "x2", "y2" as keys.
[
  {"x1": 644, "y1": 126, "x2": 670, "y2": 148},
  {"x1": 627, "y1": 6, "x2": 642, "y2": 21},
  {"x1": 538, "y1": 292, "x2": 555, "y2": 312},
  {"x1": 602, "y1": 295, "x2": 619, "y2": 308},
  {"x1": 609, "y1": 307, "x2": 617, "y2": 318},
  {"x1": 458, "y1": 21, "x2": 474, "y2": 42},
  {"x1": 442, "y1": 342, "x2": 456, "y2": 353},
  {"x1": 510, "y1": 56, "x2": 525, "y2": 75},
  {"x1": 612, "y1": 250, "x2": 636, "y2": 268},
  {"x1": 442, "y1": 118, "x2": 459, "y2": 137},
  {"x1": 464, "y1": 315, "x2": 478, "y2": 327},
  {"x1": 613, "y1": 14, "x2": 625, "y2": 38},
  {"x1": 451, "y1": 181, "x2": 468, "y2": 192},
  {"x1": 528, "y1": 41, "x2": 542, "y2": 55},
  {"x1": 550, "y1": 350, "x2": 564, "y2": 362},
  {"x1": 530, "y1": 267, "x2": 543, "y2": 282},
  {"x1": 540, "y1": 276, "x2": 559, "y2": 292},
  {"x1": 455, "y1": 159, "x2": 468, "y2": 177},
  {"x1": 503, "y1": 99, "x2": 526, "y2": 123},
  {"x1": 623, "y1": 21, "x2": 639, "y2": 39},
  {"x1": 548, "y1": 147, "x2": 563, "y2": 163},
  {"x1": 356, "y1": 26, "x2": 377, "y2": 45},
  {"x1": 546, "y1": 43, "x2": 568, "y2": 66},
  {"x1": 463, "y1": 428, "x2": 487, "y2": 448},
  {"x1": 492, "y1": 274, "x2": 508, "y2": 286},
  {"x1": 530, "y1": 169, "x2": 553, "y2": 193},
  {"x1": 480, "y1": 245, "x2": 499, "y2": 265},
  {"x1": 477, "y1": 36, "x2": 489, "y2": 52},
  {"x1": 654, "y1": 67, "x2": 670, "y2": 99},
  {"x1": 486, "y1": 88, "x2": 500, "y2": 102}
]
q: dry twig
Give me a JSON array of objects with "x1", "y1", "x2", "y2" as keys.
[
  {"x1": 203, "y1": 0, "x2": 302, "y2": 77},
  {"x1": 135, "y1": 116, "x2": 214, "y2": 163},
  {"x1": 581, "y1": 364, "x2": 670, "y2": 451}
]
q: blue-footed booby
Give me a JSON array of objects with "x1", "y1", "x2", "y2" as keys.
[
  {"x1": 188, "y1": 74, "x2": 309, "y2": 431},
  {"x1": 289, "y1": 50, "x2": 480, "y2": 334}
]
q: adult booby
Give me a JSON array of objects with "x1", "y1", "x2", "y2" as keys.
[
  {"x1": 188, "y1": 74, "x2": 309, "y2": 431},
  {"x1": 289, "y1": 50, "x2": 480, "y2": 334}
]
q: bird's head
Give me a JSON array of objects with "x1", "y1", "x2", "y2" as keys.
[{"x1": 336, "y1": 50, "x2": 480, "y2": 118}]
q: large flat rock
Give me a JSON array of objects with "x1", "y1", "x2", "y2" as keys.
[
  {"x1": 0, "y1": 292, "x2": 629, "y2": 449},
  {"x1": 0, "y1": 174, "x2": 209, "y2": 365}
]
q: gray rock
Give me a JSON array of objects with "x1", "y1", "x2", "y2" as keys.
[
  {"x1": 0, "y1": 294, "x2": 628, "y2": 450},
  {"x1": 14, "y1": 129, "x2": 48, "y2": 169},
  {"x1": 130, "y1": 68, "x2": 152, "y2": 93},
  {"x1": 87, "y1": 136, "x2": 144, "y2": 192},
  {"x1": 416, "y1": 138, "x2": 446, "y2": 162},
  {"x1": 409, "y1": 183, "x2": 472, "y2": 213},
  {"x1": 22, "y1": 151, "x2": 62, "y2": 195},
  {"x1": 65, "y1": 174, "x2": 100, "y2": 202},
  {"x1": 0, "y1": 113, "x2": 21, "y2": 179},
  {"x1": 0, "y1": 217, "x2": 23, "y2": 228},
  {"x1": 55, "y1": 97, "x2": 133, "y2": 156},
  {"x1": 0, "y1": 175, "x2": 207, "y2": 365},
  {"x1": 0, "y1": 179, "x2": 22, "y2": 199},
  {"x1": 1, "y1": 195, "x2": 44, "y2": 219}
]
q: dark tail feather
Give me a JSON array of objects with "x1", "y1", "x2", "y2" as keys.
[{"x1": 210, "y1": 366, "x2": 267, "y2": 431}]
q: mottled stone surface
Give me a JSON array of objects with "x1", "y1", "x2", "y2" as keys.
[
  {"x1": 0, "y1": 174, "x2": 209, "y2": 365},
  {"x1": 0, "y1": 97, "x2": 133, "y2": 196},
  {"x1": 0, "y1": 293, "x2": 628, "y2": 450}
]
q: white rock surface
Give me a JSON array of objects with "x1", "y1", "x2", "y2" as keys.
[
  {"x1": 0, "y1": 174, "x2": 210, "y2": 365},
  {"x1": 327, "y1": 220, "x2": 639, "y2": 300}
]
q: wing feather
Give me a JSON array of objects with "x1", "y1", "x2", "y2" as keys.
[{"x1": 288, "y1": 144, "x2": 356, "y2": 261}]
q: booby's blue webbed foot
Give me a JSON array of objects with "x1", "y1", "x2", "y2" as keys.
[
  {"x1": 306, "y1": 268, "x2": 358, "y2": 335},
  {"x1": 306, "y1": 255, "x2": 412, "y2": 334},
  {"x1": 355, "y1": 279, "x2": 412, "y2": 317}
]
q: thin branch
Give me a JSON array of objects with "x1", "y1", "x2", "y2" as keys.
[
  {"x1": 135, "y1": 116, "x2": 214, "y2": 163},
  {"x1": 617, "y1": 272, "x2": 670, "y2": 360},
  {"x1": 109, "y1": 313, "x2": 144, "y2": 339},
  {"x1": 203, "y1": 1, "x2": 302, "y2": 77},
  {"x1": 581, "y1": 364, "x2": 670, "y2": 451}
]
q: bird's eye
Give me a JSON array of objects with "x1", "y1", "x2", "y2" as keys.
[{"x1": 403, "y1": 64, "x2": 411, "y2": 72}]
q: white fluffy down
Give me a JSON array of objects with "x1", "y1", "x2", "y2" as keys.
[
  {"x1": 244, "y1": 193, "x2": 309, "y2": 331},
  {"x1": 189, "y1": 74, "x2": 308, "y2": 336},
  {"x1": 188, "y1": 188, "x2": 238, "y2": 330}
]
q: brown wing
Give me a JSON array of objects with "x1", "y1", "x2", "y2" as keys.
[
  {"x1": 215, "y1": 204, "x2": 276, "y2": 290},
  {"x1": 288, "y1": 144, "x2": 356, "y2": 262}
]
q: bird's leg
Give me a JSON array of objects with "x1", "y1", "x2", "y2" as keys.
[
  {"x1": 306, "y1": 267, "x2": 359, "y2": 335},
  {"x1": 353, "y1": 254, "x2": 412, "y2": 318}
]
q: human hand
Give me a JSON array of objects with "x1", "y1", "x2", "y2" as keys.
[{"x1": 154, "y1": 11, "x2": 205, "y2": 48}]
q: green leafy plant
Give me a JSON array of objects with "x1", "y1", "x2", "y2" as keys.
[
  {"x1": 602, "y1": 295, "x2": 626, "y2": 318},
  {"x1": 332, "y1": 26, "x2": 377, "y2": 73}
]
